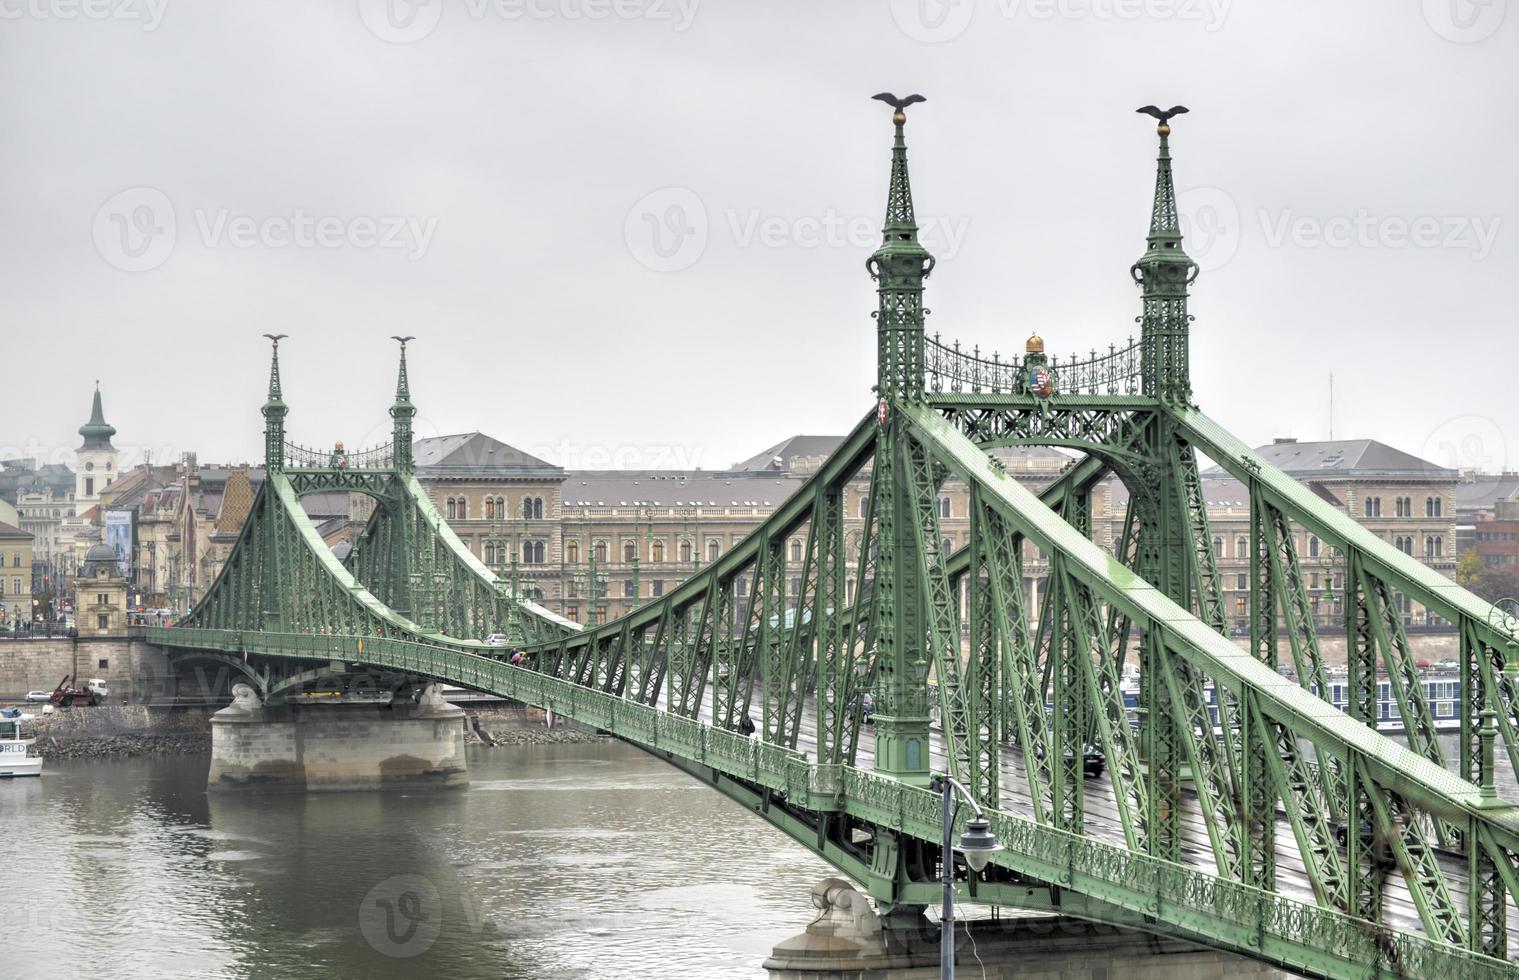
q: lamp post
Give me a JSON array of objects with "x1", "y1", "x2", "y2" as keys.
[{"x1": 927, "y1": 773, "x2": 1001, "y2": 979}]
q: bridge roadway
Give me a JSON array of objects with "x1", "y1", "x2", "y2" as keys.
[{"x1": 669, "y1": 687, "x2": 1519, "y2": 956}]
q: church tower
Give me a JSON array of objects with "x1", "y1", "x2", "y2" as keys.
[{"x1": 76, "y1": 383, "x2": 118, "y2": 506}]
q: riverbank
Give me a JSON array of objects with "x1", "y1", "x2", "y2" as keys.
[{"x1": 463, "y1": 703, "x2": 607, "y2": 746}]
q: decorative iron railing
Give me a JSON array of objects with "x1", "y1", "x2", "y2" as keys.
[
  {"x1": 924, "y1": 333, "x2": 1142, "y2": 397},
  {"x1": 147, "y1": 623, "x2": 1519, "y2": 980},
  {"x1": 283, "y1": 440, "x2": 395, "y2": 471}
]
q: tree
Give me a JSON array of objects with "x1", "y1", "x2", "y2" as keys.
[
  {"x1": 1469, "y1": 565, "x2": 1519, "y2": 605},
  {"x1": 1456, "y1": 551, "x2": 1485, "y2": 586}
]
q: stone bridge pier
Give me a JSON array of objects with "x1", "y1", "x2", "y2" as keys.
[
  {"x1": 207, "y1": 682, "x2": 468, "y2": 791},
  {"x1": 763, "y1": 879, "x2": 1295, "y2": 979}
]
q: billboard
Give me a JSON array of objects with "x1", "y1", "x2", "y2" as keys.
[{"x1": 104, "y1": 510, "x2": 134, "y2": 578}]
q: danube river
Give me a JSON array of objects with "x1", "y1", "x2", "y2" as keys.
[{"x1": 1, "y1": 741, "x2": 836, "y2": 979}]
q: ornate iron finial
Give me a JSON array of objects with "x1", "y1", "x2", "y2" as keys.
[
  {"x1": 1131, "y1": 105, "x2": 1197, "y2": 404},
  {"x1": 261, "y1": 334, "x2": 289, "y2": 471},
  {"x1": 872, "y1": 91, "x2": 926, "y2": 128},
  {"x1": 868, "y1": 92, "x2": 934, "y2": 402},
  {"x1": 390, "y1": 336, "x2": 416, "y2": 472}
]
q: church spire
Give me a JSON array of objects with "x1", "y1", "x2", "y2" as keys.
[
  {"x1": 1130, "y1": 105, "x2": 1197, "y2": 404},
  {"x1": 78, "y1": 382, "x2": 117, "y2": 450},
  {"x1": 867, "y1": 92, "x2": 935, "y2": 402},
  {"x1": 261, "y1": 334, "x2": 289, "y2": 471},
  {"x1": 390, "y1": 336, "x2": 416, "y2": 472}
]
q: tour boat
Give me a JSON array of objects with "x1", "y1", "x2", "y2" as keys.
[{"x1": 0, "y1": 709, "x2": 43, "y2": 778}]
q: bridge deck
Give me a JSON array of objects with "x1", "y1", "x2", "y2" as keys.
[{"x1": 676, "y1": 691, "x2": 1519, "y2": 957}]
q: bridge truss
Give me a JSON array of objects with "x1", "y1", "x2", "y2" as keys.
[{"x1": 149, "y1": 103, "x2": 1519, "y2": 978}]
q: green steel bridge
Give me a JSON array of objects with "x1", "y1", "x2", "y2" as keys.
[{"x1": 147, "y1": 100, "x2": 1519, "y2": 978}]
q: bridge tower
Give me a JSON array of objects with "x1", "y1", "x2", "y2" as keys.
[
  {"x1": 867, "y1": 96, "x2": 936, "y2": 786},
  {"x1": 388, "y1": 337, "x2": 416, "y2": 620}
]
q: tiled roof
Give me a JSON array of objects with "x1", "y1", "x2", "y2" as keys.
[
  {"x1": 0, "y1": 520, "x2": 31, "y2": 539},
  {"x1": 414, "y1": 433, "x2": 561, "y2": 476},
  {"x1": 1207, "y1": 439, "x2": 1455, "y2": 478}
]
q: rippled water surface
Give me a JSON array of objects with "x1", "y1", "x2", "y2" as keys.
[{"x1": 1, "y1": 741, "x2": 837, "y2": 979}]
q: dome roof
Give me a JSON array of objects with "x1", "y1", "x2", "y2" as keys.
[
  {"x1": 84, "y1": 543, "x2": 117, "y2": 563},
  {"x1": 78, "y1": 385, "x2": 117, "y2": 450}
]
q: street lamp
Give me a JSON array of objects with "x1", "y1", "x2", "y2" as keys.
[{"x1": 927, "y1": 773, "x2": 1001, "y2": 978}]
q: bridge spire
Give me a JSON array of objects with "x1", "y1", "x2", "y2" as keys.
[
  {"x1": 1130, "y1": 105, "x2": 1197, "y2": 404},
  {"x1": 261, "y1": 333, "x2": 289, "y2": 472},
  {"x1": 390, "y1": 336, "x2": 416, "y2": 472},
  {"x1": 868, "y1": 92, "x2": 935, "y2": 403}
]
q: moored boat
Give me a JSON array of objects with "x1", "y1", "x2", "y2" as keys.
[{"x1": 0, "y1": 708, "x2": 43, "y2": 778}]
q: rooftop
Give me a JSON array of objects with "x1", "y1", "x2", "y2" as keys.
[{"x1": 1204, "y1": 438, "x2": 1454, "y2": 479}]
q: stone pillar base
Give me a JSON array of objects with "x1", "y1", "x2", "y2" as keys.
[
  {"x1": 208, "y1": 683, "x2": 467, "y2": 791},
  {"x1": 763, "y1": 878, "x2": 1295, "y2": 979}
]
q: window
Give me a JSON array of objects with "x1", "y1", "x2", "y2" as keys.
[
  {"x1": 858, "y1": 494, "x2": 869, "y2": 519},
  {"x1": 1426, "y1": 496, "x2": 1442, "y2": 517},
  {"x1": 10, "y1": 553, "x2": 17, "y2": 567},
  {"x1": 942, "y1": 537, "x2": 954, "y2": 556},
  {"x1": 594, "y1": 542, "x2": 608, "y2": 564},
  {"x1": 1235, "y1": 596, "x2": 1247, "y2": 616},
  {"x1": 1425, "y1": 536, "x2": 1443, "y2": 558},
  {"x1": 679, "y1": 540, "x2": 692, "y2": 563},
  {"x1": 938, "y1": 496, "x2": 951, "y2": 520},
  {"x1": 1307, "y1": 535, "x2": 1320, "y2": 558},
  {"x1": 522, "y1": 497, "x2": 533, "y2": 519},
  {"x1": 566, "y1": 606, "x2": 579, "y2": 622},
  {"x1": 1236, "y1": 573, "x2": 1247, "y2": 590},
  {"x1": 98, "y1": 614, "x2": 108, "y2": 629},
  {"x1": 98, "y1": 659, "x2": 109, "y2": 669},
  {"x1": 789, "y1": 539, "x2": 802, "y2": 562},
  {"x1": 708, "y1": 540, "x2": 720, "y2": 562},
  {"x1": 85, "y1": 478, "x2": 94, "y2": 496},
  {"x1": 1212, "y1": 536, "x2": 1223, "y2": 557},
  {"x1": 1235, "y1": 537, "x2": 1247, "y2": 558},
  {"x1": 483, "y1": 541, "x2": 497, "y2": 564},
  {"x1": 652, "y1": 580, "x2": 664, "y2": 598},
  {"x1": 98, "y1": 592, "x2": 108, "y2": 605},
  {"x1": 524, "y1": 541, "x2": 545, "y2": 564},
  {"x1": 1363, "y1": 496, "x2": 1381, "y2": 518},
  {"x1": 624, "y1": 542, "x2": 637, "y2": 563},
  {"x1": 623, "y1": 579, "x2": 635, "y2": 598},
  {"x1": 566, "y1": 541, "x2": 580, "y2": 564},
  {"x1": 484, "y1": 497, "x2": 495, "y2": 519},
  {"x1": 651, "y1": 541, "x2": 665, "y2": 563},
  {"x1": 790, "y1": 576, "x2": 800, "y2": 596}
]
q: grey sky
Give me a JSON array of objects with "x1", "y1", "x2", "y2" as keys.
[{"x1": 2, "y1": 1, "x2": 1514, "y2": 476}]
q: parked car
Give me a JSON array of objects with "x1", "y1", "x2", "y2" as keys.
[
  {"x1": 484, "y1": 633, "x2": 509, "y2": 646},
  {"x1": 24, "y1": 690, "x2": 50, "y2": 703}
]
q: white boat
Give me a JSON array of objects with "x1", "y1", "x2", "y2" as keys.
[{"x1": 0, "y1": 709, "x2": 43, "y2": 778}]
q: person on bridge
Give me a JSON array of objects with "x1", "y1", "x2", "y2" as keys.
[{"x1": 739, "y1": 714, "x2": 756, "y2": 737}]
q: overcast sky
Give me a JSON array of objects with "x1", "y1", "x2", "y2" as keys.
[{"x1": 2, "y1": 1, "x2": 1514, "y2": 476}]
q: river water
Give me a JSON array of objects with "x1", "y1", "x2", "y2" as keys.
[{"x1": 1, "y1": 741, "x2": 837, "y2": 979}]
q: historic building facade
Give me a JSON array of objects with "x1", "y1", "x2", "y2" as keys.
[{"x1": 0, "y1": 519, "x2": 33, "y2": 625}]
